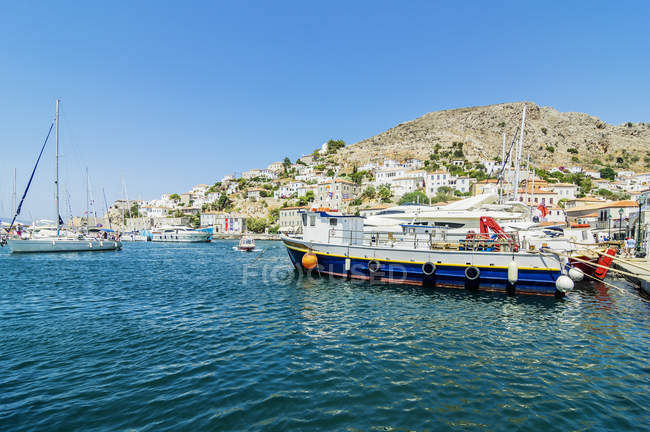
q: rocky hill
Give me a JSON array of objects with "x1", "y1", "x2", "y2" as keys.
[{"x1": 331, "y1": 102, "x2": 650, "y2": 172}]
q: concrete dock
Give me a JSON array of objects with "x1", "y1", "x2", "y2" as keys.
[{"x1": 612, "y1": 258, "x2": 650, "y2": 295}]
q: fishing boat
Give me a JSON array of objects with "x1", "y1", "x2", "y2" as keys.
[
  {"x1": 281, "y1": 210, "x2": 587, "y2": 297},
  {"x1": 151, "y1": 226, "x2": 211, "y2": 242},
  {"x1": 1, "y1": 100, "x2": 122, "y2": 253},
  {"x1": 237, "y1": 236, "x2": 256, "y2": 252}
]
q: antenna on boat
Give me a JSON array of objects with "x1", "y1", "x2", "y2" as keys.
[{"x1": 55, "y1": 99, "x2": 61, "y2": 236}]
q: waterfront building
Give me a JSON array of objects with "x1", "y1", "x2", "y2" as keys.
[
  {"x1": 200, "y1": 212, "x2": 247, "y2": 234},
  {"x1": 278, "y1": 206, "x2": 309, "y2": 233}
]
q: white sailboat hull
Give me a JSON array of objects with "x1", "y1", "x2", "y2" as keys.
[{"x1": 6, "y1": 238, "x2": 122, "y2": 253}]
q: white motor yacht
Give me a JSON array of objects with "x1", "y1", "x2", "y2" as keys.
[{"x1": 151, "y1": 226, "x2": 211, "y2": 243}]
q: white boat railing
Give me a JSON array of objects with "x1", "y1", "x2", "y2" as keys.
[{"x1": 311, "y1": 228, "x2": 522, "y2": 252}]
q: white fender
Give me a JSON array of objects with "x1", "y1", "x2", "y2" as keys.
[
  {"x1": 568, "y1": 267, "x2": 584, "y2": 282},
  {"x1": 507, "y1": 260, "x2": 518, "y2": 284},
  {"x1": 555, "y1": 275, "x2": 574, "y2": 293}
]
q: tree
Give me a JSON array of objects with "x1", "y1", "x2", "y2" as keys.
[
  {"x1": 216, "y1": 194, "x2": 232, "y2": 211},
  {"x1": 326, "y1": 139, "x2": 345, "y2": 154},
  {"x1": 362, "y1": 186, "x2": 376, "y2": 199},
  {"x1": 169, "y1": 193, "x2": 181, "y2": 202},
  {"x1": 246, "y1": 217, "x2": 268, "y2": 233},
  {"x1": 304, "y1": 190, "x2": 315, "y2": 202},
  {"x1": 349, "y1": 170, "x2": 369, "y2": 185},
  {"x1": 378, "y1": 185, "x2": 392, "y2": 202},
  {"x1": 599, "y1": 167, "x2": 616, "y2": 181},
  {"x1": 189, "y1": 214, "x2": 200, "y2": 228},
  {"x1": 398, "y1": 191, "x2": 428, "y2": 205},
  {"x1": 207, "y1": 182, "x2": 222, "y2": 193},
  {"x1": 127, "y1": 202, "x2": 141, "y2": 218},
  {"x1": 282, "y1": 157, "x2": 291, "y2": 175}
]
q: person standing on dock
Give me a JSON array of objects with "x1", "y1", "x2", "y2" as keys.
[{"x1": 624, "y1": 237, "x2": 636, "y2": 258}]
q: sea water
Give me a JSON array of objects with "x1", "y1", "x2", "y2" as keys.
[{"x1": 1, "y1": 241, "x2": 648, "y2": 431}]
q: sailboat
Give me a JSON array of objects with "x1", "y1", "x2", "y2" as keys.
[{"x1": 1, "y1": 100, "x2": 122, "y2": 253}]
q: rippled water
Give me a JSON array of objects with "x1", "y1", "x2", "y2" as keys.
[{"x1": 1, "y1": 241, "x2": 648, "y2": 431}]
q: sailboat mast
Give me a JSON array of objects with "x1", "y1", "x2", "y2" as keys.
[
  {"x1": 55, "y1": 99, "x2": 61, "y2": 235},
  {"x1": 86, "y1": 167, "x2": 90, "y2": 229},
  {"x1": 12, "y1": 168, "x2": 16, "y2": 216},
  {"x1": 513, "y1": 104, "x2": 526, "y2": 202}
]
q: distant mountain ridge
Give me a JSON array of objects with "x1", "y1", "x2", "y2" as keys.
[{"x1": 332, "y1": 102, "x2": 650, "y2": 172}]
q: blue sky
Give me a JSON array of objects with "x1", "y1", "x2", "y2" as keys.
[{"x1": 0, "y1": 1, "x2": 648, "y2": 219}]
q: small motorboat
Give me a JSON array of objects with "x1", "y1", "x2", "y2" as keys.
[{"x1": 237, "y1": 236, "x2": 256, "y2": 252}]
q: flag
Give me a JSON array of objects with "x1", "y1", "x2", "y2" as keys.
[
  {"x1": 58, "y1": 216, "x2": 64, "y2": 226},
  {"x1": 537, "y1": 204, "x2": 549, "y2": 217}
]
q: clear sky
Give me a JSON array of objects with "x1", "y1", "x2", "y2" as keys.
[{"x1": 1, "y1": 1, "x2": 648, "y2": 220}]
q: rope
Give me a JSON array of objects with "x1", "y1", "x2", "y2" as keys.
[
  {"x1": 2, "y1": 122, "x2": 55, "y2": 245},
  {"x1": 544, "y1": 248, "x2": 650, "y2": 279},
  {"x1": 582, "y1": 270, "x2": 627, "y2": 293}
]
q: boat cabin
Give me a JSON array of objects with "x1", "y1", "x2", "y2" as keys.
[{"x1": 300, "y1": 211, "x2": 364, "y2": 245}]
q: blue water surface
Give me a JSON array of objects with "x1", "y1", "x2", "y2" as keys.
[{"x1": 1, "y1": 241, "x2": 648, "y2": 431}]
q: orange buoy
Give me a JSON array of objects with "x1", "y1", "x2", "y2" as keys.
[{"x1": 302, "y1": 252, "x2": 318, "y2": 270}]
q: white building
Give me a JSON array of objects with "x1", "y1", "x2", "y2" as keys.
[
  {"x1": 206, "y1": 192, "x2": 221, "y2": 203},
  {"x1": 375, "y1": 168, "x2": 407, "y2": 185},
  {"x1": 450, "y1": 176, "x2": 471, "y2": 194},
  {"x1": 274, "y1": 182, "x2": 306, "y2": 199},
  {"x1": 391, "y1": 177, "x2": 422, "y2": 198},
  {"x1": 314, "y1": 179, "x2": 361, "y2": 209},
  {"x1": 267, "y1": 161, "x2": 284, "y2": 172},
  {"x1": 425, "y1": 171, "x2": 451, "y2": 196},
  {"x1": 551, "y1": 183, "x2": 578, "y2": 200},
  {"x1": 403, "y1": 158, "x2": 424, "y2": 170},
  {"x1": 141, "y1": 206, "x2": 169, "y2": 218}
]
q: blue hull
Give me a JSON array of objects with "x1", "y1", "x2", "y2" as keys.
[{"x1": 286, "y1": 246, "x2": 563, "y2": 297}]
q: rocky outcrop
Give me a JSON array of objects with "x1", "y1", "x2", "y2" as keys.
[{"x1": 331, "y1": 102, "x2": 650, "y2": 171}]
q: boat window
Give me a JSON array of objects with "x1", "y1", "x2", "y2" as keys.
[
  {"x1": 302, "y1": 214, "x2": 307, "y2": 226},
  {"x1": 377, "y1": 210, "x2": 405, "y2": 215},
  {"x1": 434, "y1": 222, "x2": 465, "y2": 228},
  {"x1": 329, "y1": 218, "x2": 337, "y2": 226},
  {"x1": 310, "y1": 215, "x2": 316, "y2": 226}
]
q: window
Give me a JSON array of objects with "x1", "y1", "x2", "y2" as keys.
[
  {"x1": 302, "y1": 214, "x2": 307, "y2": 226},
  {"x1": 310, "y1": 215, "x2": 316, "y2": 226},
  {"x1": 329, "y1": 218, "x2": 337, "y2": 226}
]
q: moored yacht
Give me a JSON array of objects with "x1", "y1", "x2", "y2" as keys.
[
  {"x1": 151, "y1": 226, "x2": 211, "y2": 243},
  {"x1": 282, "y1": 209, "x2": 587, "y2": 297}
]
